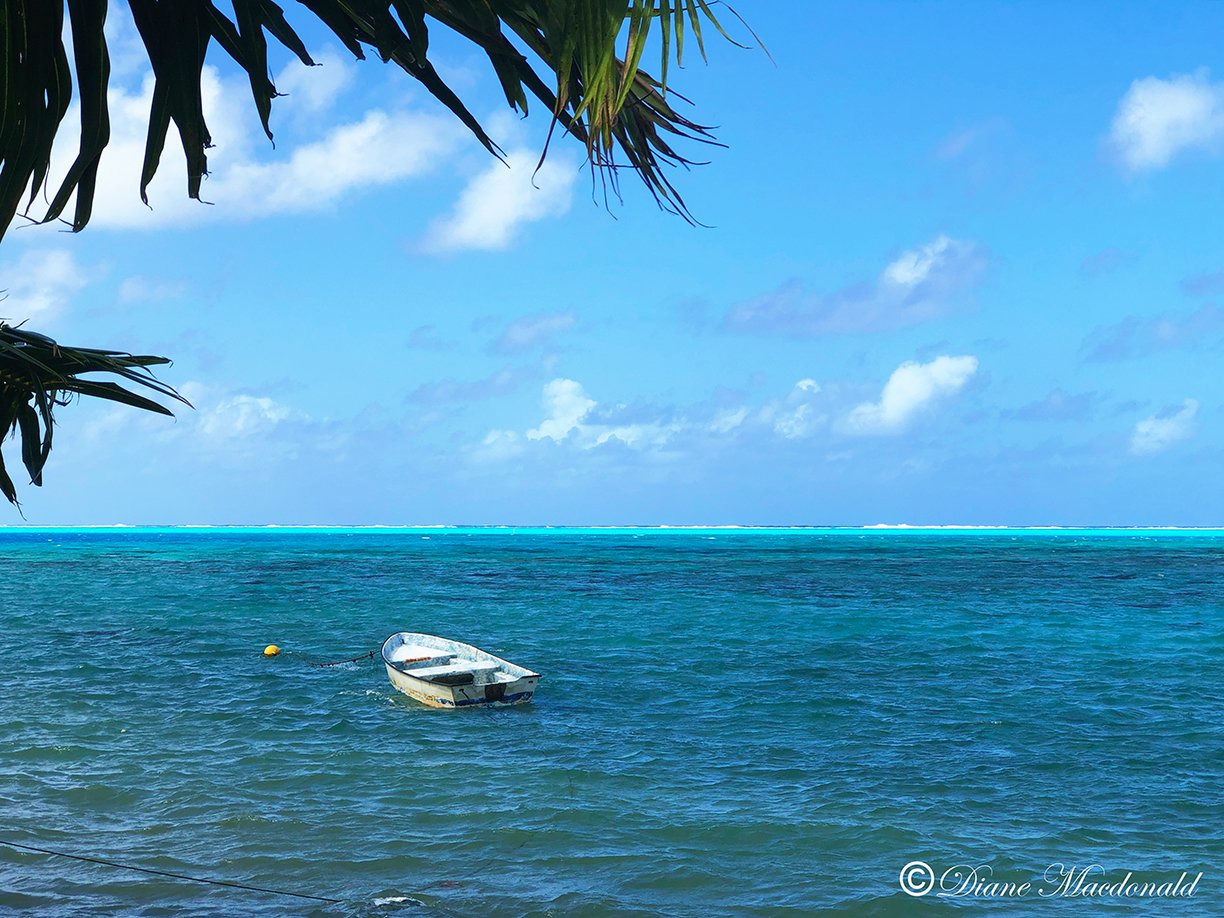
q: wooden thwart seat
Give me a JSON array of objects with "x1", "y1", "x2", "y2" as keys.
[
  {"x1": 389, "y1": 644, "x2": 456, "y2": 666},
  {"x1": 409, "y1": 660, "x2": 501, "y2": 679}
]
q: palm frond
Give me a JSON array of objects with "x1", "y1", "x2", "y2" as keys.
[
  {"x1": 0, "y1": 0, "x2": 755, "y2": 240},
  {"x1": 0, "y1": 323, "x2": 190, "y2": 505}
]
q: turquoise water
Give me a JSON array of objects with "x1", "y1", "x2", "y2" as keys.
[{"x1": 0, "y1": 529, "x2": 1221, "y2": 915}]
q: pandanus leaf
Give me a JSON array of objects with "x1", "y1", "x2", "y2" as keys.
[
  {"x1": 0, "y1": 324, "x2": 188, "y2": 505},
  {"x1": 0, "y1": 0, "x2": 755, "y2": 240}
]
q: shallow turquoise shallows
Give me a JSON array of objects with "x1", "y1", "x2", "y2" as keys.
[{"x1": 1, "y1": 529, "x2": 1221, "y2": 916}]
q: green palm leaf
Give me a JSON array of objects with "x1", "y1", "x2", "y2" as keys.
[
  {"x1": 0, "y1": 0, "x2": 755, "y2": 239},
  {"x1": 0, "y1": 2, "x2": 756, "y2": 506},
  {"x1": 0, "y1": 324, "x2": 190, "y2": 505}
]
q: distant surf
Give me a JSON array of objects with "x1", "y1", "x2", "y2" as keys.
[{"x1": 1, "y1": 525, "x2": 1223, "y2": 536}]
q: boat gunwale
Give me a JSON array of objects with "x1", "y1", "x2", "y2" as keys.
[{"x1": 379, "y1": 632, "x2": 541, "y2": 683}]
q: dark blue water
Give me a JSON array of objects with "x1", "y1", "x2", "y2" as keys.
[{"x1": 0, "y1": 529, "x2": 1220, "y2": 915}]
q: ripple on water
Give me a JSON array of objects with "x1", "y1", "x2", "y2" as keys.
[{"x1": 0, "y1": 531, "x2": 1222, "y2": 915}]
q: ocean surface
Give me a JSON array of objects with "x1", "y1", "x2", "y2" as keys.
[{"x1": 0, "y1": 528, "x2": 1221, "y2": 916}]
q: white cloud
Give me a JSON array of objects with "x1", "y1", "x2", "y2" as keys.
[
  {"x1": 1130, "y1": 399, "x2": 1199, "y2": 455},
  {"x1": 1109, "y1": 70, "x2": 1224, "y2": 173},
  {"x1": 34, "y1": 30, "x2": 571, "y2": 240},
  {"x1": 197, "y1": 394, "x2": 299, "y2": 441},
  {"x1": 49, "y1": 68, "x2": 247, "y2": 227},
  {"x1": 847, "y1": 355, "x2": 978, "y2": 435},
  {"x1": 764, "y1": 378, "x2": 826, "y2": 439},
  {"x1": 589, "y1": 422, "x2": 679, "y2": 450},
  {"x1": 76, "y1": 382, "x2": 303, "y2": 452},
  {"x1": 42, "y1": 65, "x2": 466, "y2": 229},
  {"x1": 526, "y1": 378, "x2": 595, "y2": 442},
  {"x1": 881, "y1": 235, "x2": 970, "y2": 289},
  {"x1": 104, "y1": 6, "x2": 153, "y2": 84},
  {"x1": 774, "y1": 405, "x2": 818, "y2": 439},
  {"x1": 725, "y1": 234, "x2": 987, "y2": 336},
  {"x1": 0, "y1": 249, "x2": 89, "y2": 325},
  {"x1": 709, "y1": 407, "x2": 748, "y2": 434},
  {"x1": 274, "y1": 49, "x2": 355, "y2": 116},
  {"x1": 79, "y1": 379, "x2": 348, "y2": 469},
  {"x1": 490, "y1": 378, "x2": 681, "y2": 456},
  {"x1": 475, "y1": 362, "x2": 984, "y2": 465},
  {"x1": 473, "y1": 429, "x2": 525, "y2": 463},
  {"x1": 490, "y1": 310, "x2": 576, "y2": 354},
  {"x1": 424, "y1": 147, "x2": 578, "y2": 252},
  {"x1": 79, "y1": 402, "x2": 164, "y2": 447},
  {"x1": 220, "y1": 109, "x2": 462, "y2": 217}
]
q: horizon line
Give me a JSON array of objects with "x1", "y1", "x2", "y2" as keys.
[{"x1": 2, "y1": 524, "x2": 1224, "y2": 533}]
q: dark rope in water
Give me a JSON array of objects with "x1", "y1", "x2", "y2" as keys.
[
  {"x1": 0, "y1": 839, "x2": 342, "y2": 904},
  {"x1": 307, "y1": 649, "x2": 376, "y2": 668}
]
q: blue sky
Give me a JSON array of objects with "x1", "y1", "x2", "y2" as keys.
[{"x1": 4, "y1": 2, "x2": 1224, "y2": 525}]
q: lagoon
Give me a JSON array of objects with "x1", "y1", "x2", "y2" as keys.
[{"x1": 0, "y1": 529, "x2": 1220, "y2": 915}]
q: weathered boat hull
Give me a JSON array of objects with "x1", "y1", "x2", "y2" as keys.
[
  {"x1": 384, "y1": 663, "x2": 539, "y2": 708},
  {"x1": 380, "y1": 632, "x2": 540, "y2": 709}
]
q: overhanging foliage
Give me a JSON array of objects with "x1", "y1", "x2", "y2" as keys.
[
  {"x1": 1, "y1": 0, "x2": 752, "y2": 241},
  {"x1": 0, "y1": 1, "x2": 752, "y2": 506},
  {"x1": 0, "y1": 324, "x2": 190, "y2": 505}
]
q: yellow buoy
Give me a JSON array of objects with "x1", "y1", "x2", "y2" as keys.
[{"x1": 263, "y1": 644, "x2": 281, "y2": 657}]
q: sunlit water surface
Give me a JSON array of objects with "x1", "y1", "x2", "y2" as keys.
[{"x1": 0, "y1": 529, "x2": 1221, "y2": 915}]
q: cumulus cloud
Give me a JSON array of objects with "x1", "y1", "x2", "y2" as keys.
[
  {"x1": 36, "y1": 12, "x2": 576, "y2": 241},
  {"x1": 424, "y1": 148, "x2": 578, "y2": 252},
  {"x1": 1109, "y1": 70, "x2": 1224, "y2": 173},
  {"x1": 725, "y1": 235, "x2": 987, "y2": 336},
  {"x1": 81, "y1": 380, "x2": 319, "y2": 462},
  {"x1": 274, "y1": 48, "x2": 355, "y2": 116},
  {"x1": 708, "y1": 407, "x2": 748, "y2": 434},
  {"x1": 473, "y1": 362, "x2": 985, "y2": 466},
  {"x1": 759, "y1": 378, "x2": 826, "y2": 439},
  {"x1": 41, "y1": 64, "x2": 466, "y2": 229},
  {"x1": 527, "y1": 378, "x2": 596, "y2": 442},
  {"x1": 196, "y1": 394, "x2": 300, "y2": 441},
  {"x1": 881, "y1": 236, "x2": 965, "y2": 288},
  {"x1": 472, "y1": 429, "x2": 525, "y2": 463},
  {"x1": 593, "y1": 424, "x2": 677, "y2": 450},
  {"x1": 1082, "y1": 305, "x2": 1224, "y2": 361},
  {"x1": 476, "y1": 378, "x2": 681, "y2": 460},
  {"x1": 1130, "y1": 399, "x2": 1199, "y2": 454},
  {"x1": 218, "y1": 109, "x2": 464, "y2": 217},
  {"x1": 489, "y1": 310, "x2": 576, "y2": 354},
  {"x1": 846, "y1": 355, "x2": 978, "y2": 435},
  {"x1": 177, "y1": 384, "x2": 356, "y2": 464},
  {"x1": 0, "y1": 249, "x2": 89, "y2": 325}
]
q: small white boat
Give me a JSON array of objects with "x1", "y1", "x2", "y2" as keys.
[{"x1": 380, "y1": 632, "x2": 541, "y2": 708}]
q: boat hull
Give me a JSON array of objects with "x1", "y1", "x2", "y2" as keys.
[
  {"x1": 384, "y1": 663, "x2": 539, "y2": 708},
  {"x1": 380, "y1": 632, "x2": 541, "y2": 709}
]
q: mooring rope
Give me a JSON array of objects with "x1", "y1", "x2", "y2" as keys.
[
  {"x1": 307, "y1": 649, "x2": 376, "y2": 668},
  {"x1": 3, "y1": 835, "x2": 520, "y2": 914},
  {"x1": 0, "y1": 838, "x2": 342, "y2": 904}
]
